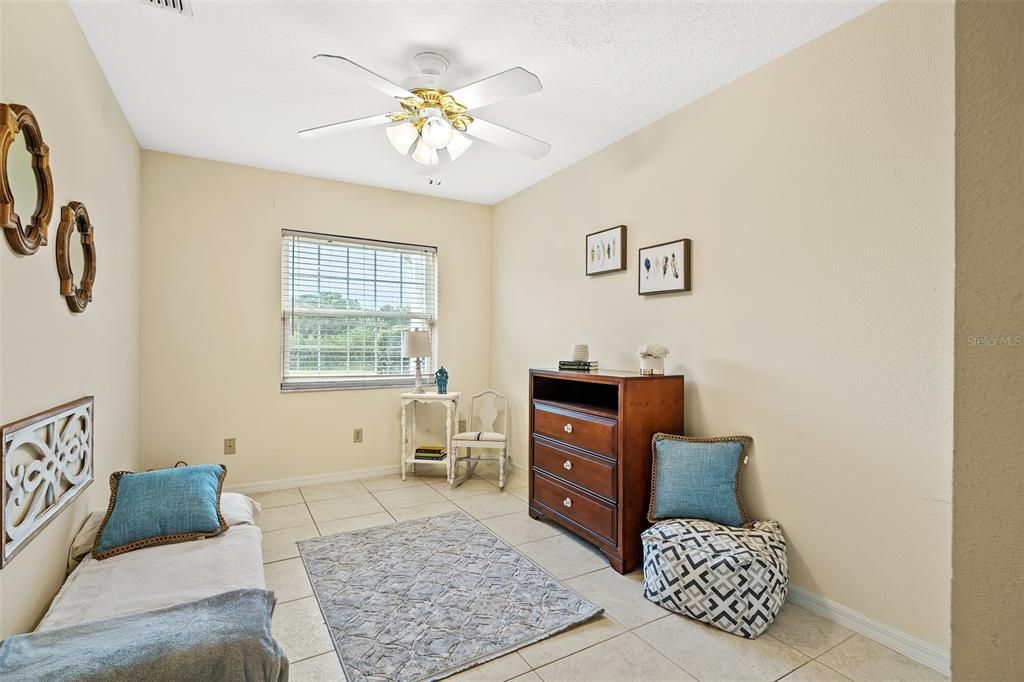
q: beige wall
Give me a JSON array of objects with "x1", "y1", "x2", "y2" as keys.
[
  {"x1": 491, "y1": 1, "x2": 953, "y2": 650},
  {"x1": 951, "y1": 1, "x2": 1024, "y2": 679},
  {"x1": 140, "y1": 152, "x2": 491, "y2": 484},
  {"x1": 0, "y1": 0, "x2": 141, "y2": 637}
]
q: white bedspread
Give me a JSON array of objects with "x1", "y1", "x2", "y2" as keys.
[{"x1": 37, "y1": 497, "x2": 265, "y2": 632}]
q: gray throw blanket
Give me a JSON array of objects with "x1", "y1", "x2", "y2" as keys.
[{"x1": 0, "y1": 589, "x2": 288, "y2": 681}]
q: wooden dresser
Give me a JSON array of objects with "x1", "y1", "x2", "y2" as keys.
[{"x1": 528, "y1": 369, "x2": 684, "y2": 573}]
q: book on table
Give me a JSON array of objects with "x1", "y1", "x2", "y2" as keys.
[
  {"x1": 415, "y1": 444, "x2": 448, "y2": 460},
  {"x1": 559, "y1": 360, "x2": 600, "y2": 371}
]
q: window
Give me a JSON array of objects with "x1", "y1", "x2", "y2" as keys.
[{"x1": 281, "y1": 230, "x2": 437, "y2": 391}]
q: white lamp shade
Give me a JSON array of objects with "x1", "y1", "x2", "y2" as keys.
[
  {"x1": 411, "y1": 138, "x2": 439, "y2": 166},
  {"x1": 420, "y1": 116, "x2": 454, "y2": 149},
  {"x1": 386, "y1": 122, "x2": 418, "y2": 156},
  {"x1": 401, "y1": 329, "x2": 431, "y2": 358},
  {"x1": 446, "y1": 131, "x2": 473, "y2": 161}
]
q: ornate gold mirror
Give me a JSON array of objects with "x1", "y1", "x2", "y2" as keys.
[
  {"x1": 56, "y1": 202, "x2": 96, "y2": 313},
  {"x1": 1, "y1": 104, "x2": 54, "y2": 255}
]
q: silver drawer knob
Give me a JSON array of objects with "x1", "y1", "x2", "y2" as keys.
[
  {"x1": 563, "y1": 423, "x2": 573, "y2": 434},
  {"x1": 563, "y1": 460, "x2": 572, "y2": 471},
  {"x1": 563, "y1": 497, "x2": 573, "y2": 508}
]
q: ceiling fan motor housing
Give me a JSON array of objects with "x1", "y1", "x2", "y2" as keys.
[
  {"x1": 402, "y1": 51, "x2": 457, "y2": 91},
  {"x1": 413, "y1": 51, "x2": 449, "y2": 76}
]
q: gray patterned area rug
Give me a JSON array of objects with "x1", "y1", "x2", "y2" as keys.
[{"x1": 298, "y1": 511, "x2": 602, "y2": 681}]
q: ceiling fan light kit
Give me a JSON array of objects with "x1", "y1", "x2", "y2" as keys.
[
  {"x1": 386, "y1": 91, "x2": 474, "y2": 165},
  {"x1": 299, "y1": 52, "x2": 550, "y2": 171}
]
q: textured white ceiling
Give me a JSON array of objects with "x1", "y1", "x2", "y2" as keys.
[{"x1": 71, "y1": 1, "x2": 879, "y2": 205}]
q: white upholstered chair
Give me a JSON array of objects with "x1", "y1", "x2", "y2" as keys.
[{"x1": 450, "y1": 390, "x2": 509, "y2": 488}]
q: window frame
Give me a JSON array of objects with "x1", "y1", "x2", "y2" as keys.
[{"x1": 280, "y1": 229, "x2": 438, "y2": 393}]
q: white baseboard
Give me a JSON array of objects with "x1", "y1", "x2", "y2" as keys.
[
  {"x1": 787, "y1": 585, "x2": 950, "y2": 676},
  {"x1": 224, "y1": 463, "x2": 401, "y2": 494},
  {"x1": 224, "y1": 456, "x2": 518, "y2": 494}
]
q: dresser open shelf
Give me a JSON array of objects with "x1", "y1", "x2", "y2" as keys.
[{"x1": 528, "y1": 368, "x2": 685, "y2": 573}]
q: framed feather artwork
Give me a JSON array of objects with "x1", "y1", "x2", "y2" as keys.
[
  {"x1": 585, "y1": 225, "x2": 626, "y2": 275},
  {"x1": 639, "y1": 239, "x2": 691, "y2": 295}
]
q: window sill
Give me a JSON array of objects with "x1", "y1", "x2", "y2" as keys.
[{"x1": 281, "y1": 378, "x2": 437, "y2": 393}]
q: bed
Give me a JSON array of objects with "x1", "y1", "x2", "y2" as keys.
[
  {"x1": 1, "y1": 398, "x2": 285, "y2": 679},
  {"x1": 0, "y1": 492, "x2": 286, "y2": 681},
  {"x1": 37, "y1": 492, "x2": 265, "y2": 631}
]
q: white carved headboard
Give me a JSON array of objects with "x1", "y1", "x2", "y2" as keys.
[{"x1": 1, "y1": 396, "x2": 93, "y2": 567}]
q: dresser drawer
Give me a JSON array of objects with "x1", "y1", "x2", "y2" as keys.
[
  {"x1": 533, "y1": 402, "x2": 617, "y2": 457},
  {"x1": 533, "y1": 437, "x2": 616, "y2": 501},
  {"x1": 533, "y1": 471, "x2": 616, "y2": 543}
]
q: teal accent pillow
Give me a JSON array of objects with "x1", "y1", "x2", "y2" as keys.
[
  {"x1": 647, "y1": 435, "x2": 752, "y2": 527},
  {"x1": 93, "y1": 464, "x2": 228, "y2": 560}
]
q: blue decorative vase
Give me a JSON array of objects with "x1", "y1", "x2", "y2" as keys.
[{"x1": 435, "y1": 367, "x2": 449, "y2": 394}]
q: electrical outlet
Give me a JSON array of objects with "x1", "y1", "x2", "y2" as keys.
[
  {"x1": 353, "y1": 428, "x2": 363, "y2": 443},
  {"x1": 224, "y1": 438, "x2": 236, "y2": 455},
  {"x1": 458, "y1": 419, "x2": 467, "y2": 432}
]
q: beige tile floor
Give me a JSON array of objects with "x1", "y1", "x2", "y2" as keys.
[{"x1": 256, "y1": 466, "x2": 945, "y2": 682}]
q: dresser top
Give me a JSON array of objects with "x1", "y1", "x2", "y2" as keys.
[{"x1": 531, "y1": 368, "x2": 684, "y2": 379}]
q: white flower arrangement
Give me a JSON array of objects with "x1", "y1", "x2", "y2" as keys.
[{"x1": 636, "y1": 343, "x2": 670, "y2": 359}]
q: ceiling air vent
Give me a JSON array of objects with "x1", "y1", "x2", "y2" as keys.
[{"x1": 139, "y1": 0, "x2": 193, "y2": 16}]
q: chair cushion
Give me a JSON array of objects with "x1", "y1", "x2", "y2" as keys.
[
  {"x1": 642, "y1": 518, "x2": 788, "y2": 638},
  {"x1": 647, "y1": 434, "x2": 751, "y2": 527},
  {"x1": 93, "y1": 464, "x2": 228, "y2": 560},
  {"x1": 453, "y1": 431, "x2": 506, "y2": 442}
]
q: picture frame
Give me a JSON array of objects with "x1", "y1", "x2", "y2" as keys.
[
  {"x1": 638, "y1": 238, "x2": 691, "y2": 295},
  {"x1": 585, "y1": 224, "x2": 626, "y2": 276}
]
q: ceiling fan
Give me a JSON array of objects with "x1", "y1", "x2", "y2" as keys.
[{"x1": 298, "y1": 51, "x2": 550, "y2": 168}]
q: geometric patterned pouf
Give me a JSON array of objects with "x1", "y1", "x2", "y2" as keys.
[{"x1": 641, "y1": 518, "x2": 788, "y2": 639}]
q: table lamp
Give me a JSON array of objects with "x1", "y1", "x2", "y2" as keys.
[{"x1": 401, "y1": 329, "x2": 432, "y2": 394}]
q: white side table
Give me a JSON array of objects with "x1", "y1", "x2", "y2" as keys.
[{"x1": 400, "y1": 391, "x2": 460, "y2": 483}]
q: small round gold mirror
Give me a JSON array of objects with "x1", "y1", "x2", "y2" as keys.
[
  {"x1": 1, "y1": 104, "x2": 54, "y2": 255},
  {"x1": 56, "y1": 202, "x2": 96, "y2": 313}
]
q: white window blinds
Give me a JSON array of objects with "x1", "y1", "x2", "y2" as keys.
[{"x1": 281, "y1": 230, "x2": 437, "y2": 391}]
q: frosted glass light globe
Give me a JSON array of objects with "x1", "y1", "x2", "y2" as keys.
[
  {"x1": 385, "y1": 122, "x2": 418, "y2": 155},
  {"x1": 411, "y1": 138, "x2": 439, "y2": 166},
  {"x1": 446, "y1": 131, "x2": 473, "y2": 161},
  {"x1": 420, "y1": 116, "x2": 454, "y2": 149}
]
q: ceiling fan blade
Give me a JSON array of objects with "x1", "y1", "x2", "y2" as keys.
[
  {"x1": 298, "y1": 113, "x2": 395, "y2": 139},
  {"x1": 313, "y1": 54, "x2": 417, "y2": 100},
  {"x1": 464, "y1": 118, "x2": 551, "y2": 159},
  {"x1": 448, "y1": 67, "x2": 542, "y2": 110}
]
